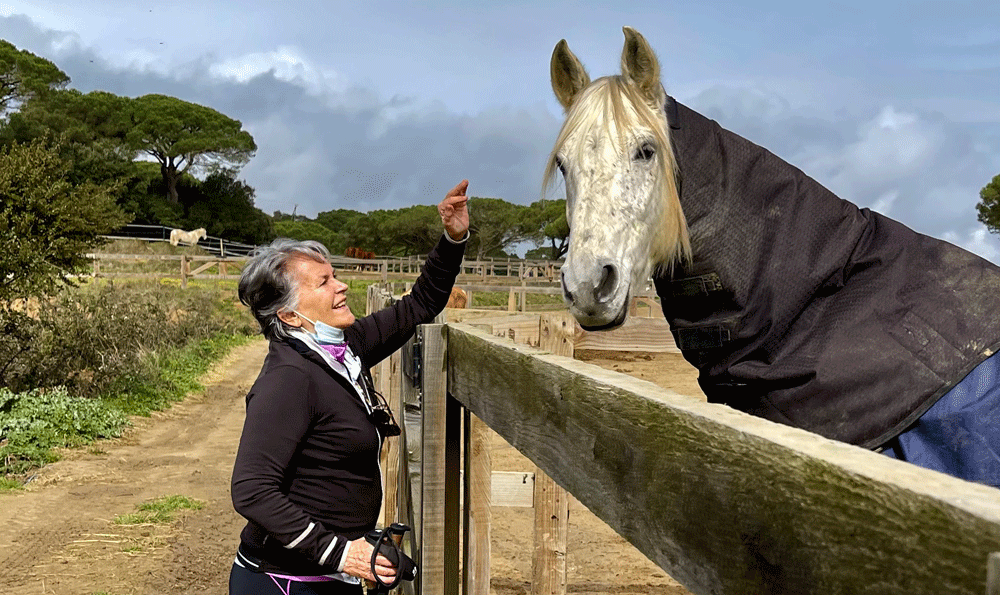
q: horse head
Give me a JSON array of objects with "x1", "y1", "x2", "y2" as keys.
[{"x1": 546, "y1": 27, "x2": 690, "y2": 330}]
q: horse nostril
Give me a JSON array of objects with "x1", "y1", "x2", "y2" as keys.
[
  {"x1": 596, "y1": 264, "x2": 617, "y2": 302},
  {"x1": 561, "y1": 271, "x2": 574, "y2": 302}
]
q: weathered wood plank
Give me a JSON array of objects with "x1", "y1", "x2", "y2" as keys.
[
  {"x1": 380, "y1": 350, "x2": 402, "y2": 527},
  {"x1": 574, "y1": 316, "x2": 678, "y2": 353},
  {"x1": 488, "y1": 471, "x2": 585, "y2": 510},
  {"x1": 420, "y1": 325, "x2": 459, "y2": 595},
  {"x1": 491, "y1": 471, "x2": 535, "y2": 507},
  {"x1": 446, "y1": 323, "x2": 1000, "y2": 595},
  {"x1": 189, "y1": 260, "x2": 217, "y2": 276},
  {"x1": 448, "y1": 311, "x2": 676, "y2": 352},
  {"x1": 472, "y1": 316, "x2": 543, "y2": 347},
  {"x1": 533, "y1": 313, "x2": 573, "y2": 595},
  {"x1": 86, "y1": 253, "x2": 247, "y2": 262},
  {"x1": 445, "y1": 310, "x2": 537, "y2": 324},
  {"x1": 398, "y1": 334, "x2": 422, "y2": 579},
  {"x1": 463, "y1": 412, "x2": 492, "y2": 595},
  {"x1": 989, "y1": 552, "x2": 1000, "y2": 595},
  {"x1": 457, "y1": 284, "x2": 564, "y2": 295},
  {"x1": 532, "y1": 472, "x2": 568, "y2": 595}
]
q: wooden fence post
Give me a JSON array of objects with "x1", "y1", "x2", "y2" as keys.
[
  {"x1": 463, "y1": 410, "x2": 492, "y2": 595},
  {"x1": 367, "y1": 285, "x2": 406, "y2": 531},
  {"x1": 399, "y1": 333, "x2": 422, "y2": 575},
  {"x1": 180, "y1": 255, "x2": 188, "y2": 289},
  {"x1": 420, "y1": 324, "x2": 460, "y2": 595},
  {"x1": 988, "y1": 552, "x2": 1000, "y2": 595},
  {"x1": 379, "y1": 351, "x2": 401, "y2": 523},
  {"x1": 532, "y1": 313, "x2": 573, "y2": 595}
]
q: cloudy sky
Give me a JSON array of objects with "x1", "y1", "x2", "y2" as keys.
[{"x1": 2, "y1": 1, "x2": 999, "y2": 260}]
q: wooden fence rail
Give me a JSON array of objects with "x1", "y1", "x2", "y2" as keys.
[
  {"x1": 425, "y1": 322, "x2": 1000, "y2": 595},
  {"x1": 85, "y1": 253, "x2": 567, "y2": 286}
]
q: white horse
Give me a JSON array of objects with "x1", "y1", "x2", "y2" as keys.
[
  {"x1": 545, "y1": 27, "x2": 1000, "y2": 478},
  {"x1": 545, "y1": 28, "x2": 689, "y2": 330},
  {"x1": 169, "y1": 227, "x2": 207, "y2": 247}
]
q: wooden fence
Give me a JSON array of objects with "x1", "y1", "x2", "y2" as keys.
[
  {"x1": 385, "y1": 255, "x2": 562, "y2": 282},
  {"x1": 86, "y1": 253, "x2": 243, "y2": 287},
  {"x1": 85, "y1": 253, "x2": 566, "y2": 286},
  {"x1": 370, "y1": 300, "x2": 1000, "y2": 594}
]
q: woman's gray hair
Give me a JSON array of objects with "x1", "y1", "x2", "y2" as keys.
[{"x1": 238, "y1": 237, "x2": 332, "y2": 341}]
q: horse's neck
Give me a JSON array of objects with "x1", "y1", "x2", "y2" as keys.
[{"x1": 667, "y1": 101, "x2": 779, "y2": 265}]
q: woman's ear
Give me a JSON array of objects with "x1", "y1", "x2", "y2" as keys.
[{"x1": 277, "y1": 310, "x2": 301, "y2": 327}]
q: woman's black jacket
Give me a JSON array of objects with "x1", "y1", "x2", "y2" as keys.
[{"x1": 231, "y1": 235, "x2": 465, "y2": 575}]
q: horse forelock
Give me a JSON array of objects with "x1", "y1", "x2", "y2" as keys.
[{"x1": 544, "y1": 76, "x2": 690, "y2": 271}]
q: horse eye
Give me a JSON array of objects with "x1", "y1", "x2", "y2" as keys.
[
  {"x1": 633, "y1": 143, "x2": 656, "y2": 161},
  {"x1": 554, "y1": 156, "x2": 566, "y2": 175}
]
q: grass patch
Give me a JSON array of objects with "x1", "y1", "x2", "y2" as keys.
[
  {"x1": 345, "y1": 278, "x2": 377, "y2": 316},
  {"x1": 465, "y1": 290, "x2": 565, "y2": 308},
  {"x1": 113, "y1": 494, "x2": 204, "y2": 525},
  {"x1": 0, "y1": 477, "x2": 23, "y2": 492},
  {"x1": 104, "y1": 332, "x2": 252, "y2": 417}
]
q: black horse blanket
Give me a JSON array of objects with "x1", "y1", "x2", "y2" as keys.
[{"x1": 658, "y1": 97, "x2": 1000, "y2": 449}]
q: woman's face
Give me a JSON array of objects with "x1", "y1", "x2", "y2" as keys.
[{"x1": 286, "y1": 256, "x2": 355, "y2": 330}]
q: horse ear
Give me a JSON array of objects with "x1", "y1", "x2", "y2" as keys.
[
  {"x1": 551, "y1": 39, "x2": 591, "y2": 111},
  {"x1": 621, "y1": 27, "x2": 664, "y2": 105}
]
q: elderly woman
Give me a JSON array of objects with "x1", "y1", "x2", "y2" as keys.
[{"x1": 230, "y1": 181, "x2": 470, "y2": 595}]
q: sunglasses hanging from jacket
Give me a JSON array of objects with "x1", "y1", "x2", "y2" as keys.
[{"x1": 359, "y1": 368, "x2": 402, "y2": 438}]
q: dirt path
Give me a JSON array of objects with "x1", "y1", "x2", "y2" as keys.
[
  {"x1": 0, "y1": 339, "x2": 702, "y2": 595},
  {"x1": 0, "y1": 339, "x2": 267, "y2": 594}
]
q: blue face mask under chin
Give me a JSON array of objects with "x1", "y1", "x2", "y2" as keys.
[{"x1": 294, "y1": 311, "x2": 345, "y2": 345}]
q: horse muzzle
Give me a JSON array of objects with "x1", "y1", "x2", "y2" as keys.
[{"x1": 561, "y1": 262, "x2": 629, "y2": 330}]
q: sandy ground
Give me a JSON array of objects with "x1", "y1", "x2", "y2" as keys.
[{"x1": 0, "y1": 339, "x2": 705, "y2": 595}]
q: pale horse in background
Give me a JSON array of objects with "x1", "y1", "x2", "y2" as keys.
[{"x1": 169, "y1": 228, "x2": 207, "y2": 247}]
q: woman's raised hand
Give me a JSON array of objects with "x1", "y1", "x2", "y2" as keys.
[{"x1": 439, "y1": 179, "x2": 470, "y2": 241}]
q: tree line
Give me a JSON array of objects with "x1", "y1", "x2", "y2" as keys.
[
  {"x1": 273, "y1": 195, "x2": 568, "y2": 261},
  {"x1": 0, "y1": 38, "x2": 570, "y2": 271}
]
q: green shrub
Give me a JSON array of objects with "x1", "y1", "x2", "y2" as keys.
[
  {"x1": 0, "y1": 274, "x2": 257, "y2": 476},
  {"x1": 1, "y1": 279, "x2": 256, "y2": 396},
  {"x1": 0, "y1": 386, "x2": 128, "y2": 474},
  {"x1": 0, "y1": 332, "x2": 252, "y2": 476}
]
